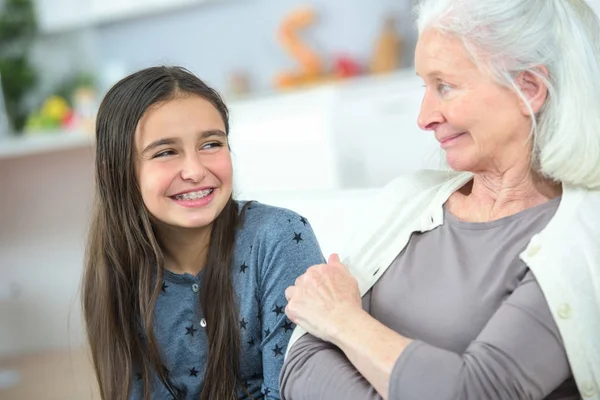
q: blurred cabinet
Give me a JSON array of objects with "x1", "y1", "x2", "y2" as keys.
[
  {"x1": 332, "y1": 71, "x2": 441, "y2": 188},
  {"x1": 33, "y1": 0, "x2": 213, "y2": 33},
  {"x1": 228, "y1": 70, "x2": 442, "y2": 193},
  {"x1": 229, "y1": 87, "x2": 341, "y2": 192}
]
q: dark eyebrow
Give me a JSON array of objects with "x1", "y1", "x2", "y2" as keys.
[
  {"x1": 142, "y1": 138, "x2": 178, "y2": 155},
  {"x1": 141, "y1": 130, "x2": 227, "y2": 155},
  {"x1": 200, "y1": 130, "x2": 227, "y2": 139}
]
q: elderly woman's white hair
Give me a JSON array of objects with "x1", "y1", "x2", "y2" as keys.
[{"x1": 415, "y1": 0, "x2": 600, "y2": 189}]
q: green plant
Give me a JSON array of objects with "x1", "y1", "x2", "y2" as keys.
[{"x1": 0, "y1": 0, "x2": 38, "y2": 133}]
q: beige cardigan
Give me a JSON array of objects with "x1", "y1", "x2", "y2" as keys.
[{"x1": 285, "y1": 170, "x2": 600, "y2": 399}]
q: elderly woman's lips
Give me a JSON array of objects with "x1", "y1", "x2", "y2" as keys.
[{"x1": 439, "y1": 132, "x2": 466, "y2": 147}]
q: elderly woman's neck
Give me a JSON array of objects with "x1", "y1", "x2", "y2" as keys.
[{"x1": 451, "y1": 166, "x2": 562, "y2": 222}]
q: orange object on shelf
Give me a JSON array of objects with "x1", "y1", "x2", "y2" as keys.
[
  {"x1": 274, "y1": 6, "x2": 325, "y2": 90},
  {"x1": 370, "y1": 16, "x2": 403, "y2": 75}
]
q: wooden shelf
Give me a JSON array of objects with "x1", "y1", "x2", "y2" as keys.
[{"x1": 0, "y1": 131, "x2": 94, "y2": 161}]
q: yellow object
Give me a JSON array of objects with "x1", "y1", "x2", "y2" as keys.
[{"x1": 40, "y1": 96, "x2": 70, "y2": 121}]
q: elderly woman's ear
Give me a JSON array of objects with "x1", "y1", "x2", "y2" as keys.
[{"x1": 515, "y1": 66, "x2": 549, "y2": 116}]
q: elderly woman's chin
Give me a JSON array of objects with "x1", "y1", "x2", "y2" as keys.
[{"x1": 441, "y1": 136, "x2": 478, "y2": 172}]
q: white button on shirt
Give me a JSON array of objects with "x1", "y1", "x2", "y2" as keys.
[
  {"x1": 527, "y1": 243, "x2": 541, "y2": 257},
  {"x1": 581, "y1": 381, "x2": 597, "y2": 398},
  {"x1": 557, "y1": 303, "x2": 572, "y2": 319}
]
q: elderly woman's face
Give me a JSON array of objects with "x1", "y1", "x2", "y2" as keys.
[{"x1": 415, "y1": 29, "x2": 533, "y2": 173}]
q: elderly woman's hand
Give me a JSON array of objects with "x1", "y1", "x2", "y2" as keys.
[{"x1": 284, "y1": 253, "x2": 363, "y2": 343}]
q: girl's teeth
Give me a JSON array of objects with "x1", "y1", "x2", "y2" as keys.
[{"x1": 176, "y1": 189, "x2": 213, "y2": 200}]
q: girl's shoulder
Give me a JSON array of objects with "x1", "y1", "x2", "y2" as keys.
[
  {"x1": 234, "y1": 200, "x2": 321, "y2": 255},
  {"x1": 235, "y1": 200, "x2": 310, "y2": 234}
]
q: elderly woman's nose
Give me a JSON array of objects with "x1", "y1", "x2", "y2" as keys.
[{"x1": 418, "y1": 93, "x2": 444, "y2": 130}]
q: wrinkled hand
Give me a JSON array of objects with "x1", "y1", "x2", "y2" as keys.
[{"x1": 285, "y1": 253, "x2": 362, "y2": 343}]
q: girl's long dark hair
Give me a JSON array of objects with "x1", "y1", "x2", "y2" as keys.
[{"x1": 82, "y1": 66, "x2": 243, "y2": 399}]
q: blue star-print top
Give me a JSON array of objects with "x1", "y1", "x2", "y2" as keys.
[{"x1": 129, "y1": 201, "x2": 325, "y2": 399}]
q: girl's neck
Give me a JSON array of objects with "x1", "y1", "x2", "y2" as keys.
[{"x1": 155, "y1": 223, "x2": 212, "y2": 276}]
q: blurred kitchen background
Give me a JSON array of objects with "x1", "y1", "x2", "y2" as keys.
[{"x1": 2, "y1": 0, "x2": 600, "y2": 399}]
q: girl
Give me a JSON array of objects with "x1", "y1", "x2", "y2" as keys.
[{"x1": 82, "y1": 66, "x2": 324, "y2": 400}]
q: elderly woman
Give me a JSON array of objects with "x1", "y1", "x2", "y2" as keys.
[{"x1": 279, "y1": 0, "x2": 600, "y2": 399}]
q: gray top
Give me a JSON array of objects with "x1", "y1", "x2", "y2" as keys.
[
  {"x1": 280, "y1": 197, "x2": 580, "y2": 400},
  {"x1": 129, "y1": 201, "x2": 325, "y2": 400}
]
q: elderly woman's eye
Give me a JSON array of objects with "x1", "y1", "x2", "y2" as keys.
[{"x1": 437, "y1": 82, "x2": 451, "y2": 95}]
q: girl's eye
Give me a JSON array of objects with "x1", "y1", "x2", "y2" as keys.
[
  {"x1": 153, "y1": 150, "x2": 176, "y2": 158},
  {"x1": 202, "y1": 141, "x2": 224, "y2": 150}
]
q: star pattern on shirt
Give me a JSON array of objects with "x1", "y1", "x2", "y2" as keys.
[
  {"x1": 240, "y1": 318, "x2": 248, "y2": 330},
  {"x1": 247, "y1": 337, "x2": 255, "y2": 346},
  {"x1": 293, "y1": 232, "x2": 303, "y2": 244},
  {"x1": 161, "y1": 282, "x2": 169, "y2": 293},
  {"x1": 264, "y1": 387, "x2": 271, "y2": 396},
  {"x1": 185, "y1": 325, "x2": 197, "y2": 336},
  {"x1": 189, "y1": 367, "x2": 199, "y2": 377},
  {"x1": 272, "y1": 305, "x2": 284, "y2": 316},
  {"x1": 299, "y1": 216, "x2": 308, "y2": 226},
  {"x1": 264, "y1": 328, "x2": 271, "y2": 337},
  {"x1": 282, "y1": 319, "x2": 294, "y2": 332},
  {"x1": 272, "y1": 344, "x2": 284, "y2": 357},
  {"x1": 240, "y1": 262, "x2": 249, "y2": 273}
]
